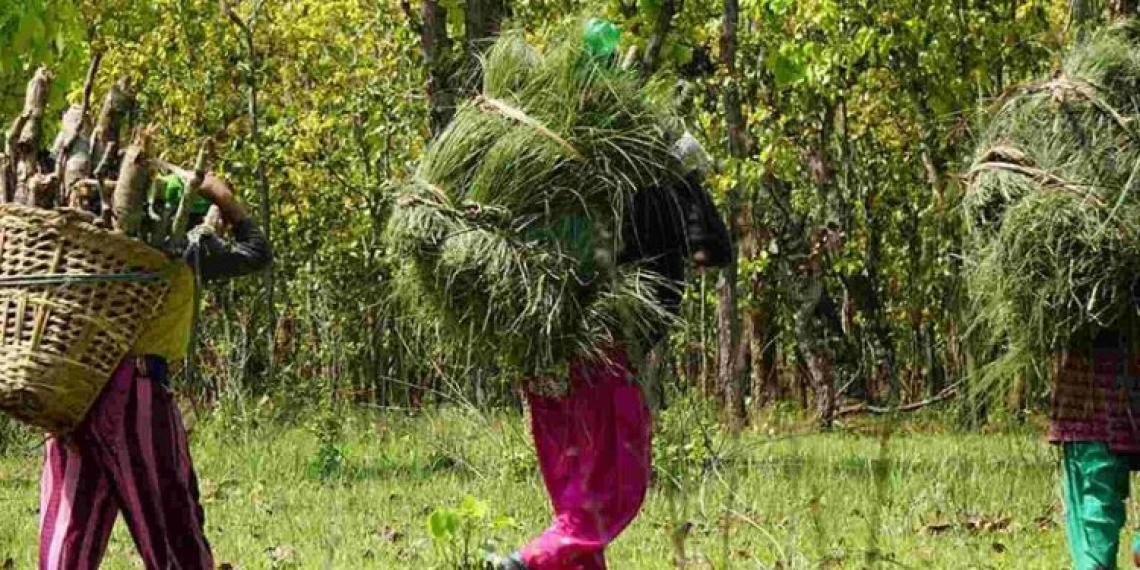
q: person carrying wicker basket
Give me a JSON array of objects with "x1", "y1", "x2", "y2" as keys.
[{"x1": 37, "y1": 172, "x2": 271, "y2": 570}]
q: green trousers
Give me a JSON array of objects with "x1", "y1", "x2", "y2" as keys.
[{"x1": 1062, "y1": 442, "x2": 1140, "y2": 569}]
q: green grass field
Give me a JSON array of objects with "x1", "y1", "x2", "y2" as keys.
[{"x1": 0, "y1": 402, "x2": 1126, "y2": 569}]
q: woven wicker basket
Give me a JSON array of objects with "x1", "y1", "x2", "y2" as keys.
[{"x1": 0, "y1": 204, "x2": 173, "y2": 433}]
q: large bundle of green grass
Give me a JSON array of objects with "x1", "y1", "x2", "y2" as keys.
[
  {"x1": 386, "y1": 24, "x2": 682, "y2": 384},
  {"x1": 964, "y1": 20, "x2": 1140, "y2": 391}
]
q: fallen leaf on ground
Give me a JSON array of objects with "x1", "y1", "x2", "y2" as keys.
[
  {"x1": 267, "y1": 545, "x2": 296, "y2": 564},
  {"x1": 377, "y1": 525, "x2": 404, "y2": 543}
]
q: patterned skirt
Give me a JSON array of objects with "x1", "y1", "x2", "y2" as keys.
[{"x1": 1049, "y1": 347, "x2": 1140, "y2": 455}]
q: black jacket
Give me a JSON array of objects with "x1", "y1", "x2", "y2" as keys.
[
  {"x1": 619, "y1": 171, "x2": 733, "y2": 342},
  {"x1": 184, "y1": 218, "x2": 273, "y2": 282}
]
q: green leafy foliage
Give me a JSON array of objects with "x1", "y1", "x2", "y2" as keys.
[
  {"x1": 0, "y1": 1, "x2": 86, "y2": 118},
  {"x1": 428, "y1": 494, "x2": 518, "y2": 568},
  {"x1": 0, "y1": 0, "x2": 1087, "y2": 415}
]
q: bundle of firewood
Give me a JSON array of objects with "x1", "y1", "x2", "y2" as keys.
[{"x1": 0, "y1": 62, "x2": 210, "y2": 251}]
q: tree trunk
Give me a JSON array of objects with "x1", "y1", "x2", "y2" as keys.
[
  {"x1": 806, "y1": 350, "x2": 835, "y2": 425},
  {"x1": 1007, "y1": 373, "x2": 1028, "y2": 421},
  {"x1": 464, "y1": 0, "x2": 505, "y2": 48},
  {"x1": 747, "y1": 296, "x2": 776, "y2": 408},
  {"x1": 740, "y1": 201, "x2": 776, "y2": 410},
  {"x1": 717, "y1": 266, "x2": 745, "y2": 423},
  {"x1": 642, "y1": 0, "x2": 681, "y2": 76},
  {"x1": 717, "y1": 0, "x2": 746, "y2": 427},
  {"x1": 1112, "y1": 0, "x2": 1138, "y2": 18},
  {"x1": 796, "y1": 280, "x2": 836, "y2": 428},
  {"x1": 420, "y1": 0, "x2": 455, "y2": 135},
  {"x1": 796, "y1": 101, "x2": 841, "y2": 427}
]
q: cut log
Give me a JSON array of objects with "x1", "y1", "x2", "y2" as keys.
[{"x1": 112, "y1": 128, "x2": 152, "y2": 235}]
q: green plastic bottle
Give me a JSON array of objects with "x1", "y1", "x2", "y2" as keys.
[
  {"x1": 583, "y1": 17, "x2": 620, "y2": 61},
  {"x1": 162, "y1": 174, "x2": 211, "y2": 215}
]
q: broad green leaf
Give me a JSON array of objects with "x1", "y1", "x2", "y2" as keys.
[
  {"x1": 427, "y1": 509, "x2": 458, "y2": 540},
  {"x1": 768, "y1": 47, "x2": 807, "y2": 87}
]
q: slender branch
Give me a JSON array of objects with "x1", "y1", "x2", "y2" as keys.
[
  {"x1": 836, "y1": 383, "x2": 961, "y2": 417},
  {"x1": 219, "y1": 0, "x2": 254, "y2": 41},
  {"x1": 642, "y1": 0, "x2": 682, "y2": 76},
  {"x1": 222, "y1": 0, "x2": 277, "y2": 387},
  {"x1": 79, "y1": 51, "x2": 103, "y2": 126},
  {"x1": 400, "y1": 0, "x2": 423, "y2": 34}
]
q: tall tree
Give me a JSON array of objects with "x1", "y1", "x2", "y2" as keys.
[
  {"x1": 221, "y1": 0, "x2": 276, "y2": 388},
  {"x1": 717, "y1": 0, "x2": 746, "y2": 426},
  {"x1": 402, "y1": 0, "x2": 507, "y2": 135}
]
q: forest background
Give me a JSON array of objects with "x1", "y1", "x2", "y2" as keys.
[
  {"x1": 4, "y1": 0, "x2": 1140, "y2": 567},
  {"x1": 0, "y1": 0, "x2": 1132, "y2": 442}
]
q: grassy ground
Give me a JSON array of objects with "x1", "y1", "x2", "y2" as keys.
[{"x1": 0, "y1": 401, "x2": 1126, "y2": 569}]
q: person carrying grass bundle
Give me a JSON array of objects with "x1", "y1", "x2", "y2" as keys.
[
  {"x1": 492, "y1": 133, "x2": 729, "y2": 570},
  {"x1": 37, "y1": 171, "x2": 271, "y2": 569},
  {"x1": 474, "y1": 22, "x2": 731, "y2": 570},
  {"x1": 386, "y1": 17, "x2": 730, "y2": 568},
  {"x1": 962, "y1": 19, "x2": 1140, "y2": 570}
]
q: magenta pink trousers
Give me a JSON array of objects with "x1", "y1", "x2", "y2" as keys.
[
  {"x1": 38, "y1": 356, "x2": 213, "y2": 569},
  {"x1": 519, "y1": 349, "x2": 653, "y2": 570}
]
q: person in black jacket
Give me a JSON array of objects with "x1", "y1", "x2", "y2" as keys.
[
  {"x1": 492, "y1": 132, "x2": 732, "y2": 570},
  {"x1": 620, "y1": 131, "x2": 733, "y2": 337}
]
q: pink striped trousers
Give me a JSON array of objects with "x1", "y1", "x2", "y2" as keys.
[{"x1": 39, "y1": 356, "x2": 213, "y2": 569}]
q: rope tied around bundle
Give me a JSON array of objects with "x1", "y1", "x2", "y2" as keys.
[{"x1": 962, "y1": 19, "x2": 1140, "y2": 402}]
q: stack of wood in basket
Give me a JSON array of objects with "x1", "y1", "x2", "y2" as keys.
[
  {"x1": 1, "y1": 63, "x2": 209, "y2": 243},
  {"x1": 0, "y1": 63, "x2": 200, "y2": 433}
]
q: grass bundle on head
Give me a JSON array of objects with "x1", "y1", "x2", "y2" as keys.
[
  {"x1": 964, "y1": 19, "x2": 1140, "y2": 400},
  {"x1": 386, "y1": 25, "x2": 681, "y2": 386}
]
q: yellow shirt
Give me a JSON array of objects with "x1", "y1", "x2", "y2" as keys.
[{"x1": 131, "y1": 264, "x2": 195, "y2": 362}]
